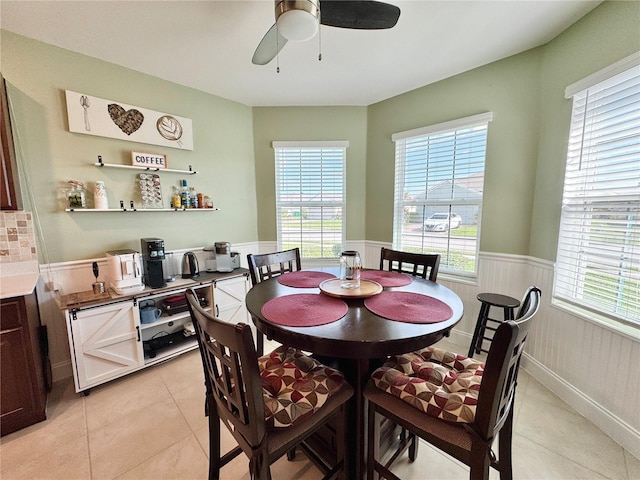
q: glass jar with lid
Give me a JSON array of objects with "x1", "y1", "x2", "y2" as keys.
[
  {"x1": 67, "y1": 180, "x2": 86, "y2": 208},
  {"x1": 339, "y1": 250, "x2": 361, "y2": 289}
]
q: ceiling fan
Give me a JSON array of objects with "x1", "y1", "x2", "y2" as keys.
[{"x1": 252, "y1": 0, "x2": 401, "y2": 66}]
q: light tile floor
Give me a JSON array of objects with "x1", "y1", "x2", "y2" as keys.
[{"x1": 1, "y1": 338, "x2": 638, "y2": 479}]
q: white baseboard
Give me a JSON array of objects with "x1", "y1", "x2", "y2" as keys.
[
  {"x1": 522, "y1": 354, "x2": 640, "y2": 460},
  {"x1": 52, "y1": 360, "x2": 73, "y2": 384}
]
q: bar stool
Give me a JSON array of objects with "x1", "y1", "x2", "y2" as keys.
[{"x1": 468, "y1": 292, "x2": 520, "y2": 357}]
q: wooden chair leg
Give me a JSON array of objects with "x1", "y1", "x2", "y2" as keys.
[
  {"x1": 256, "y1": 330, "x2": 264, "y2": 356},
  {"x1": 336, "y1": 404, "x2": 348, "y2": 480},
  {"x1": 208, "y1": 401, "x2": 221, "y2": 480},
  {"x1": 498, "y1": 409, "x2": 514, "y2": 480},
  {"x1": 408, "y1": 432, "x2": 419, "y2": 462},
  {"x1": 469, "y1": 441, "x2": 491, "y2": 480},
  {"x1": 367, "y1": 402, "x2": 379, "y2": 480},
  {"x1": 286, "y1": 448, "x2": 296, "y2": 461},
  {"x1": 250, "y1": 452, "x2": 271, "y2": 480}
]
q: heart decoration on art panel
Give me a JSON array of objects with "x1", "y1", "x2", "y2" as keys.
[{"x1": 108, "y1": 104, "x2": 144, "y2": 135}]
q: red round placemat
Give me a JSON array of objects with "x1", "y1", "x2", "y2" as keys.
[
  {"x1": 360, "y1": 270, "x2": 413, "y2": 287},
  {"x1": 277, "y1": 271, "x2": 336, "y2": 288},
  {"x1": 364, "y1": 291, "x2": 453, "y2": 324},
  {"x1": 261, "y1": 294, "x2": 348, "y2": 327}
]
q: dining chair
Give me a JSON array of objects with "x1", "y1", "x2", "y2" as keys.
[
  {"x1": 247, "y1": 248, "x2": 302, "y2": 354},
  {"x1": 186, "y1": 289, "x2": 354, "y2": 480},
  {"x1": 379, "y1": 247, "x2": 440, "y2": 281},
  {"x1": 364, "y1": 286, "x2": 541, "y2": 480},
  {"x1": 247, "y1": 247, "x2": 302, "y2": 284}
]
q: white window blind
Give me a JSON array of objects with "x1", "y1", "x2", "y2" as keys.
[
  {"x1": 273, "y1": 141, "x2": 347, "y2": 259},
  {"x1": 555, "y1": 62, "x2": 640, "y2": 326},
  {"x1": 392, "y1": 113, "x2": 492, "y2": 276}
]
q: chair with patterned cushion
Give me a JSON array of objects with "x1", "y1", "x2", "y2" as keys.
[
  {"x1": 186, "y1": 289, "x2": 353, "y2": 480},
  {"x1": 247, "y1": 248, "x2": 302, "y2": 354},
  {"x1": 364, "y1": 286, "x2": 541, "y2": 480},
  {"x1": 379, "y1": 247, "x2": 440, "y2": 281}
]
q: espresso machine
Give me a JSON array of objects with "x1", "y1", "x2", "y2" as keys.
[
  {"x1": 106, "y1": 249, "x2": 145, "y2": 295},
  {"x1": 141, "y1": 238, "x2": 166, "y2": 288}
]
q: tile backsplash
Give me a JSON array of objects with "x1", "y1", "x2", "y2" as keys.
[{"x1": 0, "y1": 211, "x2": 37, "y2": 263}]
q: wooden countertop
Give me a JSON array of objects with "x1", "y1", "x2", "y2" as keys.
[{"x1": 58, "y1": 268, "x2": 249, "y2": 310}]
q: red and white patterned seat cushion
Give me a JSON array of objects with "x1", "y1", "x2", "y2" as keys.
[
  {"x1": 371, "y1": 346, "x2": 484, "y2": 423},
  {"x1": 259, "y1": 346, "x2": 347, "y2": 427}
]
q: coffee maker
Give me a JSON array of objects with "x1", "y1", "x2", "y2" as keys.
[{"x1": 141, "y1": 238, "x2": 166, "y2": 288}]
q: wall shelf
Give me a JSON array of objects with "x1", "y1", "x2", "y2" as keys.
[
  {"x1": 94, "y1": 156, "x2": 197, "y2": 175},
  {"x1": 65, "y1": 207, "x2": 219, "y2": 212}
]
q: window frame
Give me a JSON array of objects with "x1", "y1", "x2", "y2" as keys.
[
  {"x1": 553, "y1": 52, "x2": 640, "y2": 328},
  {"x1": 273, "y1": 140, "x2": 348, "y2": 261},
  {"x1": 391, "y1": 112, "x2": 492, "y2": 278}
]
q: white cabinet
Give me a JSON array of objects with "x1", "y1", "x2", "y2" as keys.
[
  {"x1": 213, "y1": 273, "x2": 254, "y2": 344},
  {"x1": 213, "y1": 274, "x2": 250, "y2": 324},
  {"x1": 66, "y1": 300, "x2": 144, "y2": 393},
  {"x1": 63, "y1": 271, "x2": 249, "y2": 394}
]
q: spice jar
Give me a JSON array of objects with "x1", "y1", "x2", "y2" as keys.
[
  {"x1": 339, "y1": 251, "x2": 361, "y2": 289},
  {"x1": 67, "y1": 180, "x2": 86, "y2": 208}
]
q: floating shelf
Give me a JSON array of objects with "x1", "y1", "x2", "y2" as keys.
[
  {"x1": 94, "y1": 158, "x2": 197, "y2": 175},
  {"x1": 65, "y1": 208, "x2": 219, "y2": 212}
]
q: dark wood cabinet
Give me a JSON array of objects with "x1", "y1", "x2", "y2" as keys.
[
  {"x1": 1, "y1": 72, "x2": 22, "y2": 210},
  {"x1": 0, "y1": 292, "x2": 47, "y2": 436}
]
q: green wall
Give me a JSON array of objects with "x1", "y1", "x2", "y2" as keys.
[
  {"x1": 252, "y1": 107, "x2": 368, "y2": 242},
  {"x1": 1, "y1": 31, "x2": 258, "y2": 262},
  {"x1": 2, "y1": 0, "x2": 638, "y2": 265},
  {"x1": 366, "y1": 49, "x2": 542, "y2": 255},
  {"x1": 530, "y1": 0, "x2": 640, "y2": 260}
]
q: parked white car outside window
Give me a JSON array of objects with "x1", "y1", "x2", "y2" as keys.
[{"x1": 423, "y1": 213, "x2": 462, "y2": 232}]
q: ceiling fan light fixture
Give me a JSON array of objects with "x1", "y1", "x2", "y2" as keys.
[{"x1": 275, "y1": 0, "x2": 319, "y2": 42}]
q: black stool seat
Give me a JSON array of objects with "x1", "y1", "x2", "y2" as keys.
[{"x1": 468, "y1": 292, "x2": 520, "y2": 357}]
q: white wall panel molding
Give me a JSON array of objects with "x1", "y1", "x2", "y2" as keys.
[{"x1": 522, "y1": 354, "x2": 640, "y2": 460}]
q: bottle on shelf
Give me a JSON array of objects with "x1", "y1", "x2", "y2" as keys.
[
  {"x1": 197, "y1": 192, "x2": 204, "y2": 209},
  {"x1": 190, "y1": 187, "x2": 198, "y2": 208},
  {"x1": 171, "y1": 186, "x2": 181, "y2": 209},
  {"x1": 180, "y1": 179, "x2": 191, "y2": 208}
]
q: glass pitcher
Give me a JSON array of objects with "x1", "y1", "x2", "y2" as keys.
[{"x1": 339, "y1": 251, "x2": 361, "y2": 289}]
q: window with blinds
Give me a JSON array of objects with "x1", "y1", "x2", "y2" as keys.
[
  {"x1": 392, "y1": 113, "x2": 492, "y2": 276},
  {"x1": 554, "y1": 57, "x2": 640, "y2": 326},
  {"x1": 273, "y1": 141, "x2": 347, "y2": 259}
]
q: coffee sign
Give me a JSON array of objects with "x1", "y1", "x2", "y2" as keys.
[{"x1": 131, "y1": 151, "x2": 167, "y2": 169}]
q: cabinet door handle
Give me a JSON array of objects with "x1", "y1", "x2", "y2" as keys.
[
  {"x1": 136, "y1": 326, "x2": 141, "y2": 342},
  {"x1": 215, "y1": 305, "x2": 219, "y2": 317}
]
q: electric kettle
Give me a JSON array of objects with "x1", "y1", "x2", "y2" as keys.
[{"x1": 181, "y1": 251, "x2": 200, "y2": 279}]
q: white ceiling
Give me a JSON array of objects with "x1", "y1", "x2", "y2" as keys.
[{"x1": 1, "y1": 0, "x2": 602, "y2": 107}]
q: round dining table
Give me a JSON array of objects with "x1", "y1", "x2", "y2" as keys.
[{"x1": 245, "y1": 267, "x2": 464, "y2": 479}]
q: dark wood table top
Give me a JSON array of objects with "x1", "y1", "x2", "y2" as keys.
[{"x1": 245, "y1": 267, "x2": 464, "y2": 359}]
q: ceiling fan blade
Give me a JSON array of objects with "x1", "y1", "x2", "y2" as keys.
[
  {"x1": 320, "y1": 0, "x2": 400, "y2": 29},
  {"x1": 252, "y1": 23, "x2": 289, "y2": 65}
]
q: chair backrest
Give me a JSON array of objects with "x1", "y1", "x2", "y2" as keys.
[
  {"x1": 473, "y1": 286, "x2": 541, "y2": 441},
  {"x1": 379, "y1": 247, "x2": 440, "y2": 281},
  {"x1": 186, "y1": 289, "x2": 266, "y2": 453},
  {"x1": 247, "y1": 248, "x2": 302, "y2": 286}
]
